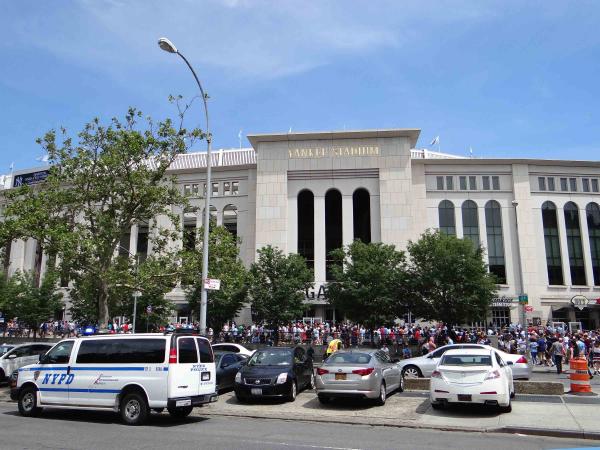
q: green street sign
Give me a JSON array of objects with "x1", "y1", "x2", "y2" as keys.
[{"x1": 518, "y1": 294, "x2": 528, "y2": 304}]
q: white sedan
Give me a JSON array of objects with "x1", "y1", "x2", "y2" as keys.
[
  {"x1": 429, "y1": 348, "x2": 514, "y2": 412},
  {"x1": 211, "y1": 343, "x2": 255, "y2": 357}
]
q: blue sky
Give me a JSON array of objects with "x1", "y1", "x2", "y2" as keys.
[{"x1": 1, "y1": 0, "x2": 600, "y2": 173}]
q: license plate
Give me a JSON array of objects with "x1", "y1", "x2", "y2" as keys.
[
  {"x1": 457, "y1": 394, "x2": 472, "y2": 402},
  {"x1": 176, "y1": 399, "x2": 192, "y2": 407},
  {"x1": 251, "y1": 388, "x2": 262, "y2": 396},
  {"x1": 335, "y1": 373, "x2": 346, "y2": 381}
]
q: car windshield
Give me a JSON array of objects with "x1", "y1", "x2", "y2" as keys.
[
  {"x1": 325, "y1": 353, "x2": 372, "y2": 365},
  {"x1": 0, "y1": 346, "x2": 13, "y2": 356},
  {"x1": 247, "y1": 350, "x2": 292, "y2": 366},
  {"x1": 441, "y1": 354, "x2": 492, "y2": 366}
]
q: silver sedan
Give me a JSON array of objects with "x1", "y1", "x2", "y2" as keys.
[
  {"x1": 315, "y1": 350, "x2": 404, "y2": 405},
  {"x1": 397, "y1": 344, "x2": 531, "y2": 380}
]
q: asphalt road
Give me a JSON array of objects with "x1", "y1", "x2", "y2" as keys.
[{"x1": 0, "y1": 403, "x2": 597, "y2": 450}]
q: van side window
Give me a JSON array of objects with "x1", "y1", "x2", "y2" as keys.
[
  {"x1": 76, "y1": 339, "x2": 166, "y2": 364},
  {"x1": 43, "y1": 341, "x2": 74, "y2": 364},
  {"x1": 178, "y1": 338, "x2": 198, "y2": 364},
  {"x1": 196, "y1": 338, "x2": 214, "y2": 363}
]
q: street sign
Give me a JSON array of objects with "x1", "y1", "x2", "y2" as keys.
[
  {"x1": 524, "y1": 305, "x2": 534, "y2": 312},
  {"x1": 203, "y1": 278, "x2": 221, "y2": 290},
  {"x1": 518, "y1": 294, "x2": 528, "y2": 304},
  {"x1": 146, "y1": 305, "x2": 153, "y2": 314}
]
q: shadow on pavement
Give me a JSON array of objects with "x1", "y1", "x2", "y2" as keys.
[
  {"x1": 2, "y1": 409, "x2": 210, "y2": 428},
  {"x1": 426, "y1": 403, "x2": 503, "y2": 418},
  {"x1": 300, "y1": 396, "x2": 375, "y2": 411}
]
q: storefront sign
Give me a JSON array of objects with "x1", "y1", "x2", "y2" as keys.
[
  {"x1": 13, "y1": 170, "x2": 49, "y2": 187},
  {"x1": 490, "y1": 296, "x2": 515, "y2": 308},
  {"x1": 288, "y1": 146, "x2": 380, "y2": 159},
  {"x1": 570, "y1": 295, "x2": 589, "y2": 310}
]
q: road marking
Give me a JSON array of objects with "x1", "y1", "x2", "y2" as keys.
[{"x1": 242, "y1": 440, "x2": 362, "y2": 450}]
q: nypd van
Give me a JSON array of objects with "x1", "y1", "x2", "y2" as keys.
[{"x1": 12, "y1": 331, "x2": 217, "y2": 425}]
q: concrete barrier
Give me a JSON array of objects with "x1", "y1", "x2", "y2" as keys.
[{"x1": 405, "y1": 378, "x2": 565, "y2": 395}]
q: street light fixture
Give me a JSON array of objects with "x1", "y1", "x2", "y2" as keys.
[{"x1": 158, "y1": 36, "x2": 212, "y2": 335}]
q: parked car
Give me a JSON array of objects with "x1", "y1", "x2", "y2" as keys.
[
  {"x1": 429, "y1": 348, "x2": 514, "y2": 412},
  {"x1": 315, "y1": 349, "x2": 403, "y2": 406},
  {"x1": 234, "y1": 347, "x2": 314, "y2": 402},
  {"x1": 0, "y1": 344, "x2": 15, "y2": 357},
  {"x1": 398, "y1": 344, "x2": 530, "y2": 380},
  {"x1": 215, "y1": 351, "x2": 248, "y2": 392},
  {"x1": 212, "y1": 343, "x2": 254, "y2": 357},
  {"x1": 0, "y1": 343, "x2": 53, "y2": 381}
]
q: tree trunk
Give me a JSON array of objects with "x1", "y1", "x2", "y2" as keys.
[
  {"x1": 98, "y1": 280, "x2": 110, "y2": 330},
  {"x1": 33, "y1": 240, "x2": 43, "y2": 287}
]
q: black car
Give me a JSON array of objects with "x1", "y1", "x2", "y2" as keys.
[
  {"x1": 234, "y1": 347, "x2": 314, "y2": 402},
  {"x1": 215, "y1": 351, "x2": 248, "y2": 392}
]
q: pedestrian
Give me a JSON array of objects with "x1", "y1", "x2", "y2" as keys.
[
  {"x1": 592, "y1": 341, "x2": 600, "y2": 375},
  {"x1": 530, "y1": 337, "x2": 538, "y2": 365},
  {"x1": 551, "y1": 338, "x2": 566, "y2": 375}
]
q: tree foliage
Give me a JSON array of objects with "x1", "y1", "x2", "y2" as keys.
[
  {"x1": 327, "y1": 241, "x2": 413, "y2": 329},
  {"x1": 407, "y1": 230, "x2": 497, "y2": 325},
  {"x1": 1, "y1": 104, "x2": 203, "y2": 327},
  {"x1": 183, "y1": 225, "x2": 249, "y2": 332},
  {"x1": 248, "y1": 246, "x2": 312, "y2": 328}
]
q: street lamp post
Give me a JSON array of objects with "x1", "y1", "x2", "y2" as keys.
[
  {"x1": 117, "y1": 244, "x2": 142, "y2": 333},
  {"x1": 512, "y1": 200, "x2": 526, "y2": 328},
  {"x1": 158, "y1": 37, "x2": 212, "y2": 335}
]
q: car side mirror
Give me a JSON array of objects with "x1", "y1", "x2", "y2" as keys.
[
  {"x1": 8, "y1": 354, "x2": 17, "y2": 360},
  {"x1": 507, "y1": 361, "x2": 514, "y2": 366}
]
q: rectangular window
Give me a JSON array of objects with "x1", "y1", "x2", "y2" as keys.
[
  {"x1": 459, "y1": 176, "x2": 467, "y2": 190},
  {"x1": 492, "y1": 176, "x2": 500, "y2": 190},
  {"x1": 232, "y1": 181, "x2": 239, "y2": 195},
  {"x1": 469, "y1": 176, "x2": 477, "y2": 190},
  {"x1": 569, "y1": 178, "x2": 577, "y2": 192},
  {"x1": 592, "y1": 179, "x2": 599, "y2": 193},
  {"x1": 76, "y1": 339, "x2": 166, "y2": 364},
  {"x1": 446, "y1": 176, "x2": 454, "y2": 191},
  {"x1": 223, "y1": 181, "x2": 231, "y2": 196},
  {"x1": 178, "y1": 337, "x2": 198, "y2": 364},
  {"x1": 583, "y1": 178, "x2": 590, "y2": 193},
  {"x1": 183, "y1": 184, "x2": 191, "y2": 196},
  {"x1": 547, "y1": 177, "x2": 556, "y2": 191},
  {"x1": 560, "y1": 178, "x2": 568, "y2": 191},
  {"x1": 436, "y1": 176, "x2": 444, "y2": 190},
  {"x1": 538, "y1": 177, "x2": 546, "y2": 191},
  {"x1": 482, "y1": 176, "x2": 490, "y2": 190},
  {"x1": 196, "y1": 338, "x2": 214, "y2": 363},
  {"x1": 212, "y1": 182, "x2": 219, "y2": 196}
]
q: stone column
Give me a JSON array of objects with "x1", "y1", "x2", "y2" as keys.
[
  {"x1": 557, "y1": 205, "x2": 572, "y2": 285},
  {"x1": 342, "y1": 194, "x2": 353, "y2": 247},
  {"x1": 370, "y1": 193, "x2": 381, "y2": 243},
  {"x1": 314, "y1": 195, "x2": 326, "y2": 284},
  {"x1": 455, "y1": 203, "x2": 464, "y2": 239},
  {"x1": 579, "y1": 204, "x2": 594, "y2": 286}
]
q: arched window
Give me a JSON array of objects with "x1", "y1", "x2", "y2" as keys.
[
  {"x1": 587, "y1": 202, "x2": 600, "y2": 286},
  {"x1": 564, "y1": 202, "x2": 587, "y2": 285},
  {"x1": 353, "y1": 188, "x2": 371, "y2": 243},
  {"x1": 183, "y1": 208, "x2": 197, "y2": 251},
  {"x1": 223, "y1": 205, "x2": 238, "y2": 238},
  {"x1": 485, "y1": 200, "x2": 506, "y2": 284},
  {"x1": 461, "y1": 200, "x2": 479, "y2": 248},
  {"x1": 542, "y1": 201, "x2": 564, "y2": 285},
  {"x1": 438, "y1": 200, "x2": 456, "y2": 236},
  {"x1": 325, "y1": 189, "x2": 343, "y2": 280},
  {"x1": 297, "y1": 190, "x2": 314, "y2": 273}
]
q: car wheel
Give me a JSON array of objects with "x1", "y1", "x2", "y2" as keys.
[
  {"x1": 398, "y1": 376, "x2": 405, "y2": 393},
  {"x1": 287, "y1": 381, "x2": 297, "y2": 402},
  {"x1": 431, "y1": 402, "x2": 444, "y2": 410},
  {"x1": 308, "y1": 373, "x2": 316, "y2": 390},
  {"x1": 0, "y1": 369, "x2": 5, "y2": 382},
  {"x1": 318, "y1": 394, "x2": 331, "y2": 404},
  {"x1": 168, "y1": 406, "x2": 193, "y2": 419},
  {"x1": 402, "y1": 365, "x2": 422, "y2": 378},
  {"x1": 120, "y1": 392, "x2": 149, "y2": 426},
  {"x1": 500, "y1": 399, "x2": 512, "y2": 413},
  {"x1": 374, "y1": 382, "x2": 386, "y2": 406},
  {"x1": 18, "y1": 387, "x2": 42, "y2": 417}
]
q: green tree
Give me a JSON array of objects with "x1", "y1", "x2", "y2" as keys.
[
  {"x1": 2, "y1": 103, "x2": 203, "y2": 328},
  {"x1": 248, "y1": 246, "x2": 312, "y2": 336},
  {"x1": 5, "y1": 270, "x2": 63, "y2": 338},
  {"x1": 327, "y1": 241, "x2": 413, "y2": 329},
  {"x1": 183, "y1": 225, "x2": 249, "y2": 334},
  {"x1": 407, "y1": 230, "x2": 497, "y2": 325}
]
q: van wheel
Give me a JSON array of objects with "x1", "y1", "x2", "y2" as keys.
[
  {"x1": 120, "y1": 392, "x2": 149, "y2": 425},
  {"x1": 18, "y1": 387, "x2": 42, "y2": 417},
  {"x1": 168, "y1": 406, "x2": 193, "y2": 418}
]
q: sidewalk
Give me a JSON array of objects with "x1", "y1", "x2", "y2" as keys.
[{"x1": 531, "y1": 363, "x2": 600, "y2": 394}]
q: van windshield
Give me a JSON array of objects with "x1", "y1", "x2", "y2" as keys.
[{"x1": 247, "y1": 350, "x2": 292, "y2": 366}]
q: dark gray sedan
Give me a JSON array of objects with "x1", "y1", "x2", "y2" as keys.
[{"x1": 315, "y1": 349, "x2": 403, "y2": 405}]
